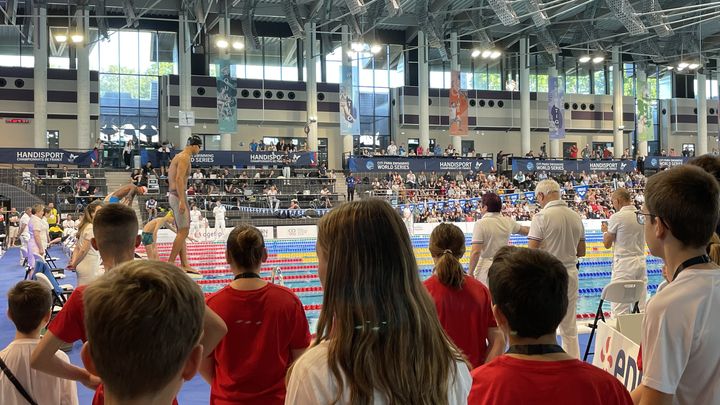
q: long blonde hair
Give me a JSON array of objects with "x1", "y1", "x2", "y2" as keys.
[
  {"x1": 315, "y1": 199, "x2": 465, "y2": 405},
  {"x1": 77, "y1": 200, "x2": 104, "y2": 237},
  {"x1": 708, "y1": 233, "x2": 720, "y2": 265}
]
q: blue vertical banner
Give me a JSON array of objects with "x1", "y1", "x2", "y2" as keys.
[
  {"x1": 216, "y1": 60, "x2": 237, "y2": 134},
  {"x1": 548, "y1": 76, "x2": 565, "y2": 140},
  {"x1": 339, "y1": 62, "x2": 360, "y2": 136}
]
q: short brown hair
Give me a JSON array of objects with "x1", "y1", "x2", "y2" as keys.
[
  {"x1": 83, "y1": 261, "x2": 205, "y2": 400},
  {"x1": 8, "y1": 281, "x2": 52, "y2": 334},
  {"x1": 688, "y1": 154, "x2": 720, "y2": 183},
  {"x1": 645, "y1": 165, "x2": 720, "y2": 248},
  {"x1": 612, "y1": 188, "x2": 631, "y2": 203},
  {"x1": 93, "y1": 203, "x2": 138, "y2": 254},
  {"x1": 226, "y1": 224, "x2": 265, "y2": 270}
]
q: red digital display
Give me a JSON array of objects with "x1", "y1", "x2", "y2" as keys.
[{"x1": 5, "y1": 118, "x2": 31, "y2": 124}]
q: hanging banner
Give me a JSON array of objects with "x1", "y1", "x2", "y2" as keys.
[
  {"x1": 636, "y1": 73, "x2": 652, "y2": 142},
  {"x1": 548, "y1": 76, "x2": 565, "y2": 140},
  {"x1": 449, "y1": 70, "x2": 469, "y2": 135},
  {"x1": 339, "y1": 62, "x2": 360, "y2": 136},
  {"x1": 216, "y1": 60, "x2": 238, "y2": 134},
  {"x1": 0, "y1": 148, "x2": 96, "y2": 166}
]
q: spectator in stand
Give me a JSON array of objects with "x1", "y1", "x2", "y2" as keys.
[
  {"x1": 81, "y1": 261, "x2": 205, "y2": 405},
  {"x1": 469, "y1": 193, "x2": 529, "y2": 285},
  {"x1": 46, "y1": 202, "x2": 58, "y2": 228},
  {"x1": 424, "y1": 223, "x2": 504, "y2": 368},
  {"x1": 527, "y1": 180, "x2": 585, "y2": 358},
  {"x1": 285, "y1": 200, "x2": 471, "y2": 404},
  {"x1": 631, "y1": 166, "x2": 720, "y2": 405},
  {"x1": 468, "y1": 246, "x2": 633, "y2": 405},
  {"x1": 62, "y1": 214, "x2": 77, "y2": 238},
  {"x1": 266, "y1": 186, "x2": 280, "y2": 212},
  {"x1": 540, "y1": 142, "x2": 547, "y2": 158},
  {"x1": 0, "y1": 280, "x2": 78, "y2": 405},
  {"x1": 387, "y1": 141, "x2": 398, "y2": 156},
  {"x1": 433, "y1": 143, "x2": 443, "y2": 156},
  {"x1": 601, "y1": 188, "x2": 647, "y2": 315},
  {"x1": 146, "y1": 197, "x2": 158, "y2": 220},
  {"x1": 569, "y1": 144, "x2": 578, "y2": 159},
  {"x1": 581, "y1": 144, "x2": 590, "y2": 159},
  {"x1": 399, "y1": 143, "x2": 406, "y2": 156},
  {"x1": 602, "y1": 147, "x2": 613, "y2": 159},
  {"x1": 668, "y1": 148, "x2": 677, "y2": 157},
  {"x1": 123, "y1": 139, "x2": 134, "y2": 170},
  {"x1": 7, "y1": 207, "x2": 19, "y2": 248},
  {"x1": 142, "y1": 161, "x2": 157, "y2": 179},
  {"x1": 130, "y1": 169, "x2": 143, "y2": 186},
  {"x1": 159, "y1": 142, "x2": 173, "y2": 177},
  {"x1": 346, "y1": 172, "x2": 356, "y2": 202},
  {"x1": 250, "y1": 139, "x2": 258, "y2": 152},
  {"x1": 446, "y1": 144, "x2": 456, "y2": 156},
  {"x1": 320, "y1": 186, "x2": 332, "y2": 208},
  {"x1": 682, "y1": 146, "x2": 692, "y2": 157},
  {"x1": 67, "y1": 200, "x2": 104, "y2": 286},
  {"x1": 203, "y1": 225, "x2": 310, "y2": 404}
]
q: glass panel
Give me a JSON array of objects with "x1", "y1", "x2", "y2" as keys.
[
  {"x1": 245, "y1": 42, "x2": 263, "y2": 79},
  {"x1": 659, "y1": 70, "x2": 672, "y2": 99},
  {"x1": 594, "y1": 68, "x2": 606, "y2": 94},
  {"x1": 624, "y1": 63, "x2": 635, "y2": 96},
  {"x1": 264, "y1": 37, "x2": 281, "y2": 81},
  {"x1": 325, "y1": 45, "x2": 342, "y2": 84},
  {"x1": 488, "y1": 61, "x2": 501, "y2": 90},
  {"x1": 282, "y1": 38, "x2": 298, "y2": 81},
  {"x1": 578, "y1": 65, "x2": 590, "y2": 94},
  {"x1": 119, "y1": 31, "x2": 140, "y2": 73}
]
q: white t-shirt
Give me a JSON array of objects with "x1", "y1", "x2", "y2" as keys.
[
  {"x1": 28, "y1": 215, "x2": 48, "y2": 253},
  {"x1": 213, "y1": 205, "x2": 226, "y2": 220},
  {"x1": 0, "y1": 339, "x2": 79, "y2": 405},
  {"x1": 19, "y1": 214, "x2": 31, "y2": 238},
  {"x1": 528, "y1": 200, "x2": 584, "y2": 269},
  {"x1": 472, "y1": 212, "x2": 522, "y2": 260},
  {"x1": 190, "y1": 209, "x2": 202, "y2": 223},
  {"x1": 607, "y1": 205, "x2": 645, "y2": 258},
  {"x1": 641, "y1": 268, "x2": 720, "y2": 405},
  {"x1": 285, "y1": 341, "x2": 471, "y2": 404},
  {"x1": 387, "y1": 145, "x2": 398, "y2": 155}
]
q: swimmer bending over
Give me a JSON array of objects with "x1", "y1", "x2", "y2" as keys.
[{"x1": 104, "y1": 184, "x2": 147, "y2": 206}]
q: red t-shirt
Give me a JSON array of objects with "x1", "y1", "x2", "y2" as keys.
[
  {"x1": 424, "y1": 275, "x2": 497, "y2": 368},
  {"x1": 206, "y1": 283, "x2": 311, "y2": 405},
  {"x1": 48, "y1": 285, "x2": 88, "y2": 343},
  {"x1": 469, "y1": 355, "x2": 633, "y2": 405},
  {"x1": 92, "y1": 386, "x2": 179, "y2": 405}
]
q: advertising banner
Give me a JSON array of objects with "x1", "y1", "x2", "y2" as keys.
[
  {"x1": 449, "y1": 70, "x2": 469, "y2": 135},
  {"x1": 0, "y1": 148, "x2": 96, "y2": 166},
  {"x1": 548, "y1": 75, "x2": 565, "y2": 140},
  {"x1": 644, "y1": 156, "x2": 688, "y2": 170},
  {"x1": 141, "y1": 150, "x2": 317, "y2": 168},
  {"x1": 512, "y1": 158, "x2": 636, "y2": 173},
  {"x1": 348, "y1": 157, "x2": 494, "y2": 173},
  {"x1": 216, "y1": 60, "x2": 238, "y2": 134},
  {"x1": 339, "y1": 61, "x2": 360, "y2": 136},
  {"x1": 636, "y1": 72, "x2": 652, "y2": 142},
  {"x1": 592, "y1": 322, "x2": 643, "y2": 391}
]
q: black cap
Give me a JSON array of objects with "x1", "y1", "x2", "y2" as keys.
[{"x1": 187, "y1": 135, "x2": 203, "y2": 146}]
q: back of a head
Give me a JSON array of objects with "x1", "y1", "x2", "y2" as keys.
[
  {"x1": 688, "y1": 154, "x2": 720, "y2": 184},
  {"x1": 316, "y1": 199, "x2": 460, "y2": 404},
  {"x1": 488, "y1": 246, "x2": 568, "y2": 338},
  {"x1": 481, "y1": 193, "x2": 502, "y2": 213},
  {"x1": 83, "y1": 260, "x2": 204, "y2": 401},
  {"x1": 8, "y1": 281, "x2": 52, "y2": 334},
  {"x1": 31, "y1": 203, "x2": 44, "y2": 215},
  {"x1": 93, "y1": 203, "x2": 138, "y2": 255},
  {"x1": 226, "y1": 224, "x2": 265, "y2": 270},
  {"x1": 612, "y1": 188, "x2": 631, "y2": 204},
  {"x1": 645, "y1": 165, "x2": 720, "y2": 248},
  {"x1": 429, "y1": 223, "x2": 466, "y2": 289},
  {"x1": 78, "y1": 200, "x2": 104, "y2": 235},
  {"x1": 535, "y1": 179, "x2": 560, "y2": 196}
]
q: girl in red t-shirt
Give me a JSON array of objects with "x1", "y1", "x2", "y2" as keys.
[
  {"x1": 424, "y1": 223, "x2": 505, "y2": 368},
  {"x1": 203, "y1": 225, "x2": 311, "y2": 405}
]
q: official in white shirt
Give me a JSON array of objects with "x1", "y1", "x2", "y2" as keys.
[
  {"x1": 17, "y1": 208, "x2": 32, "y2": 265},
  {"x1": 469, "y1": 192, "x2": 529, "y2": 285},
  {"x1": 631, "y1": 165, "x2": 720, "y2": 405},
  {"x1": 602, "y1": 188, "x2": 647, "y2": 315},
  {"x1": 213, "y1": 200, "x2": 226, "y2": 231},
  {"x1": 527, "y1": 179, "x2": 585, "y2": 359}
]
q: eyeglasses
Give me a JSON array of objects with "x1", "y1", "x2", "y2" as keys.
[{"x1": 635, "y1": 210, "x2": 657, "y2": 225}]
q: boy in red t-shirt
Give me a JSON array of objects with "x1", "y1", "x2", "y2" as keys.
[
  {"x1": 468, "y1": 246, "x2": 632, "y2": 405},
  {"x1": 202, "y1": 224, "x2": 311, "y2": 405},
  {"x1": 81, "y1": 260, "x2": 205, "y2": 405}
]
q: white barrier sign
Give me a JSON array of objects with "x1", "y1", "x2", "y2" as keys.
[
  {"x1": 592, "y1": 322, "x2": 643, "y2": 391},
  {"x1": 276, "y1": 225, "x2": 318, "y2": 239}
]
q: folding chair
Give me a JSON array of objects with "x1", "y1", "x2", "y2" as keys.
[
  {"x1": 583, "y1": 279, "x2": 646, "y2": 361},
  {"x1": 32, "y1": 258, "x2": 74, "y2": 309},
  {"x1": 44, "y1": 248, "x2": 60, "y2": 268}
]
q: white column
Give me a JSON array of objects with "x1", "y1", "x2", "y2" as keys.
[
  {"x1": 636, "y1": 69, "x2": 648, "y2": 157},
  {"x1": 305, "y1": 22, "x2": 318, "y2": 151},
  {"x1": 218, "y1": 20, "x2": 232, "y2": 150},
  {"x1": 418, "y1": 31, "x2": 430, "y2": 152},
  {"x1": 76, "y1": 10, "x2": 91, "y2": 150},
  {"x1": 697, "y1": 72, "x2": 708, "y2": 155},
  {"x1": 612, "y1": 46, "x2": 624, "y2": 155},
  {"x1": 178, "y1": 13, "x2": 193, "y2": 146},
  {"x1": 450, "y1": 32, "x2": 462, "y2": 153},
  {"x1": 341, "y1": 25, "x2": 353, "y2": 155},
  {"x1": 548, "y1": 56, "x2": 560, "y2": 158},
  {"x1": 33, "y1": 6, "x2": 48, "y2": 148},
  {"x1": 520, "y1": 36, "x2": 531, "y2": 155}
]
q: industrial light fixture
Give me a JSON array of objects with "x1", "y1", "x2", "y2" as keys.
[
  {"x1": 592, "y1": 55, "x2": 605, "y2": 64},
  {"x1": 216, "y1": 38, "x2": 229, "y2": 48},
  {"x1": 688, "y1": 63, "x2": 700, "y2": 70},
  {"x1": 490, "y1": 50, "x2": 501, "y2": 59},
  {"x1": 370, "y1": 44, "x2": 382, "y2": 54},
  {"x1": 678, "y1": 62, "x2": 689, "y2": 69},
  {"x1": 471, "y1": 49, "x2": 481, "y2": 58},
  {"x1": 351, "y1": 42, "x2": 365, "y2": 52},
  {"x1": 578, "y1": 55, "x2": 591, "y2": 63},
  {"x1": 471, "y1": 48, "x2": 502, "y2": 60},
  {"x1": 71, "y1": 33, "x2": 84, "y2": 43},
  {"x1": 232, "y1": 40, "x2": 244, "y2": 50},
  {"x1": 481, "y1": 50, "x2": 492, "y2": 58},
  {"x1": 55, "y1": 33, "x2": 68, "y2": 43},
  {"x1": 666, "y1": 66, "x2": 674, "y2": 70}
]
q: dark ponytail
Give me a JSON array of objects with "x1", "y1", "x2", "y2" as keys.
[{"x1": 429, "y1": 223, "x2": 466, "y2": 289}]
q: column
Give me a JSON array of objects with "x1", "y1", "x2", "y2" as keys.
[
  {"x1": 697, "y1": 71, "x2": 708, "y2": 155},
  {"x1": 548, "y1": 55, "x2": 560, "y2": 158},
  {"x1": 636, "y1": 69, "x2": 648, "y2": 157},
  {"x1": 218, "y1": 18, "x2": 232, "y2": 150},
  {"x1": 305, "y1": 22, "x2": 318, "y2": 151},
  {"x1": 341, "y1": 25, "x2": 353, "y2": 155},
  {"x1": 33, "y1": 6, "x2": 48, "y2": 148},
  {"x1": 178, "y1": 13, "x2": 192, "y2": 146},
  {"x1": 612, "y1": 46, "x2": 624, "y2": 155},
  {"x1": 450, "y1": 32, "x2": 462, "y2": 153},
  {"x1": 76, "y1": 9, "x2": 91, "y2": 150},
  {"x1": 418, "y1": 31, "x2": 430, "y2": 153},
  {"x1": 520, "y1": 36, "x2": 531, "y2": 155}
]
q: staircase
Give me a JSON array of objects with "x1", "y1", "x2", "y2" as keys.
[
  {"x1": 105, "y1": 170, "x2": 144, "y2": 228},
  {"x1": 335, "y1": 173, "x2": 347, "y2": 202}
]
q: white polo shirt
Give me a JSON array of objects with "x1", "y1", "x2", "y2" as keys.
[
  {"x1": 641, "y1": 268, "x2": 720, "y2": 404},
  {"x1": 528, "y1": 199, "x2": 584, "y2": 269},
  {"x1": 607, "y1": 205, "x2": 645, "y2": 258},
  {"x1": 472, "y1": 213, "x2": 522, "y2": 260}
]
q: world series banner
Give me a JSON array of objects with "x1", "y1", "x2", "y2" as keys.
[
  {"x1": 216, "y1": 60, "x2": 238, "y2": 134},
  {"x1": 636, "y1": 73, "x2": 652, "y2": 142},
  {"x1": 548, "y1": 76, "x2": 565, "y2": 140},
  {"x1": 339, "y1": 63, "x2": 360, "y2": 136},
  {"x1": 449, "y1": 70, "x2": 469, "y2": 135}
]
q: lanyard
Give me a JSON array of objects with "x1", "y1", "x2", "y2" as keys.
[
  {"x1": 506, "y1": 344, "x2": 565, "y2": 355},
  {"x1": 673, "y1": 255, "x2": 711, "y2": 281},
  {"x1": 234, "y1": 272, "x2": 261, "y2": 280}
]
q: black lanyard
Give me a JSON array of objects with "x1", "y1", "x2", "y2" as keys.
[
  {"x1": 673, "y1": 255, "x2": 711, "y2": 281},
  {"x1": 234, "y1": 272, "x2": 261, "y2": 280},
  {"x1": 506, "y1": 344, "x2": 565, "y2": 355}
]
